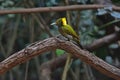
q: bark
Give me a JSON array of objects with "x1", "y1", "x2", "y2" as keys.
[
  {"x1": 0, "y1": 36, "x2": 120, "y2": 79},
  {"x1": 0, "y1": 5, "x2": 120, "y2": 14},
  {"x1": 40, "y1": 31, "x2": 120, "y2": 80},
  {"x1": 85, "y1": 31, "x2": 120, "y2": 51}
]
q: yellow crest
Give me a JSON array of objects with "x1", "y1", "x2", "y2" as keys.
[{"x1": 61, "y1": 17, "x2": 67, "y2": 25}]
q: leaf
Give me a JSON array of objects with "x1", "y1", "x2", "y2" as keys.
[
  {"x1": 56, "y1": 49, "x2": 65, "y2": 56},
  {"x1": 96, "y1": 9, "x2": 107, "y2": 15},
  {"x1": 7, "y1": 14, "x2": 15, "y2": 18},
  {"x1": 6, "y1": 0, "x2": 14, "y2": 6},
  {"x1": 109, "y1": 43, "x2": 119, "y2": 49},
  {"x1": 110, "y1": 11, "x2": 120, "y2": 18},
  {"x1": 96, "y1": 6, "x2": 112, "y2": 15},
  {"x1": 105, "y1": 56, "x2": 113, "y2": 64}
]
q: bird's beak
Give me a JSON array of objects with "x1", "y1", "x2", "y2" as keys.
[{"x1": 50, "y1": 22, "x2": 56, "y2": 25}]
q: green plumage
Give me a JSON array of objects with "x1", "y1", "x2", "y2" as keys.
[
  {"x1": 59, "y1": 24, "x2": 80, "y2": 43},
  {"x1": 51, "y1": 17, "x2": 82, "y2": 48}
]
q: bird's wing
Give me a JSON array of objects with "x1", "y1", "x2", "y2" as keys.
[{"x1": 61, "y1": 25, "x2": 79, "y2": 39}]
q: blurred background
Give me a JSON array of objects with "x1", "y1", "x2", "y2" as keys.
[{"x1": 0, "y1": 0, "x2": 120, "y2": 80}]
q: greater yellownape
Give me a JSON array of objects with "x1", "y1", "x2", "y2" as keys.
[
  {"x1": 51, "y1": 17, "x2": 82, "y2": 80},
  {"x1": 51, "y1": 17, "x2": 82, "y2": 48}
]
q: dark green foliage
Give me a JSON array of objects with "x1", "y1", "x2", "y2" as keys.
[{"x1": 0, "y1": 0, "x2": 119, "y2": 80}]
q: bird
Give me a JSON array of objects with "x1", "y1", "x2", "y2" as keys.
[
  {"x1": 51, "y1": 17, "x2": 83, "y2": 48},
  {"x1": 51, "y1": 17, "x2": 82, "y2": 80}
]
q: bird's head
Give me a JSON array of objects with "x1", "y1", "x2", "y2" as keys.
[{"x1": 51, "y1": 17, "x2": 67, "y2": 27}]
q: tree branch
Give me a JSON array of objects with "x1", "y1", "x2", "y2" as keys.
[
  {"x1": 40, "y1": 31, "x2": 120, "y2": 80},
  {"x1": 85, "y1": 31, "x2": 120, "y2": 51},
  {"x1": 0, "y1": 35, "x2": 120, "y2": 79},
  {"x1": 0, "y1": 5, "x2": 120, "y2": 14}
]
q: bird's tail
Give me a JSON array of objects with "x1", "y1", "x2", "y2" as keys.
[{"x1": 73, "y1": 38, "x2": 83, "y2": 49}]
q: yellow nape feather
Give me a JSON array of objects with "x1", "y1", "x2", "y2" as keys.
[{"x1": 62, "y1": 18, "x2": 67, "y2": 25}]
